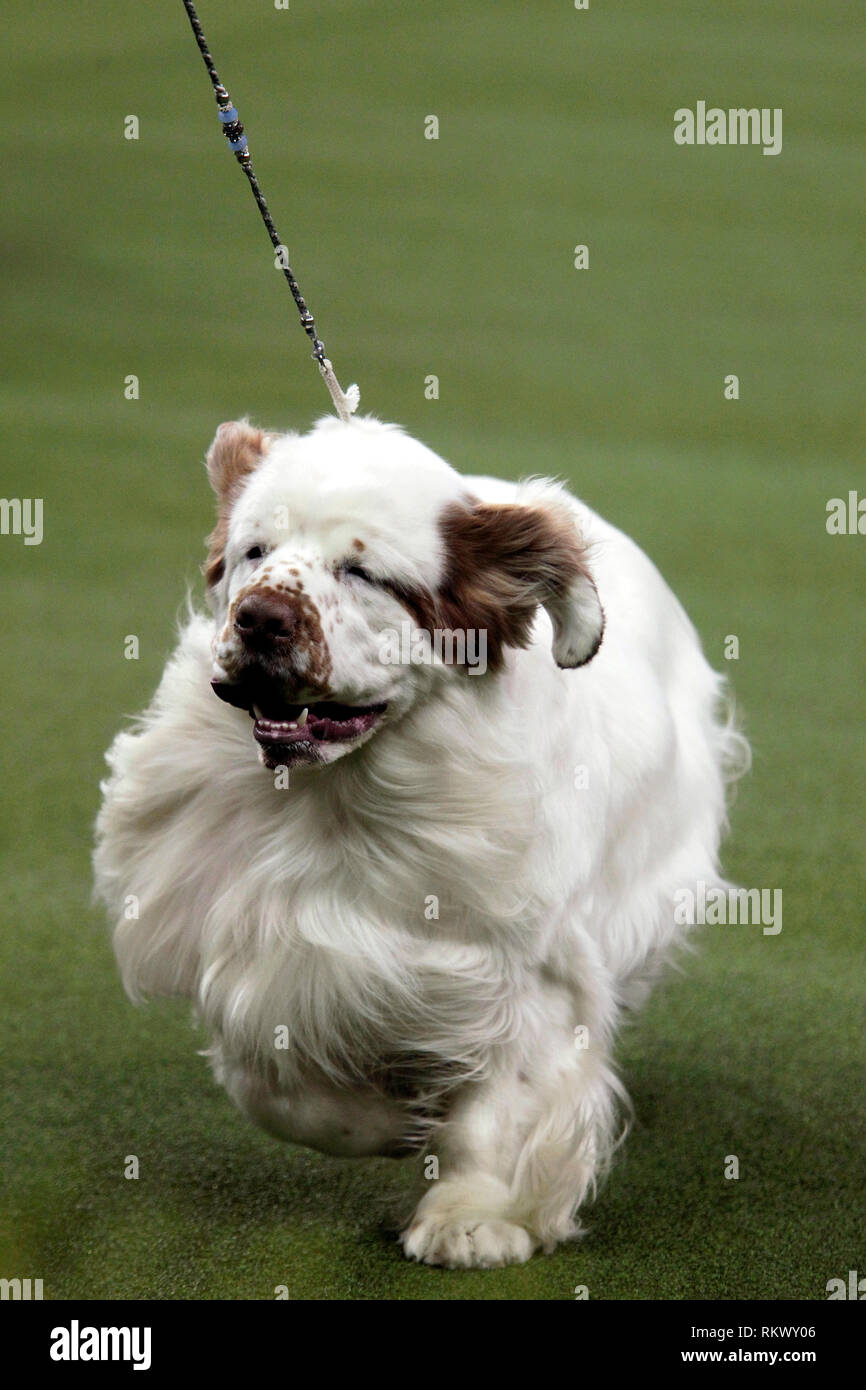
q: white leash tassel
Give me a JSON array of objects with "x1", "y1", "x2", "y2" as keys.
[{"x1": 318, "y1": 358, "x2": 360, "y2": 423}]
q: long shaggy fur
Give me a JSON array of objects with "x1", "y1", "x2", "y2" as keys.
[{"x1": 94, "y1": 416, "x2": 747, "y2": 1268}]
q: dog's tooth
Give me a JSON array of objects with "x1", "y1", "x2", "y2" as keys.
[
  {"x1": 297, "y1": 707, "x2": 309, "y2": 728},
  {"x1": 253, "y1": 705, "x2": 264, "y2": 720},
  {"x1": 288, "y1": 721, "x2": 298, "y2": 731}
]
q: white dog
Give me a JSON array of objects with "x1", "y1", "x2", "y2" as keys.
[{"x1": 94, "y1": 416, "x2": 747, "y2": 1268}]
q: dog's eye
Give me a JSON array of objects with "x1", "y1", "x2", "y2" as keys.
[
  {"x1": 343, "y1": 563, "x2": 374, "y2": 584},
  {"x1": 245, "y1": 545, "x2": 266, "y2": 563}
]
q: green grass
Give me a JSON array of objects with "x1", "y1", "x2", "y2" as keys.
[{"x1": 1, "y1": 0, "x2": 862, "y2": 1300}]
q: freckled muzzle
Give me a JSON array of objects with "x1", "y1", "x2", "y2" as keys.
[
  {"x1": 230, "y1": 584, "x2": 332, "y2": 677},
  {"x1": 212, "y1": 584, "x2": 387, "y2": 766}
]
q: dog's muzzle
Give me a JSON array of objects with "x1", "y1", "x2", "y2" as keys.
[{"x1": 212, "y1": 587, "x2": 387, "y2": 766}]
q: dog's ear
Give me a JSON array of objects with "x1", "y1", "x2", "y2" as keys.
[
  {"x1": 438, "y1": 499, "x2": 604, "y2": 669},
  {"x1": 204, "y1": 421, "x2": 274, "y2": 586},
  {"x1": 206, "y1": 420, "x2": 273, "y2": 498}
]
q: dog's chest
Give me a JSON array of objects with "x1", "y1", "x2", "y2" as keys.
[
  {"x1": 200, "y1": 884, "x2": 512, "y2": 1082},
  {"x1": 187, "y1": 721, "x2": 550, "y2": 1086}
]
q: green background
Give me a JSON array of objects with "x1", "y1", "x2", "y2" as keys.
[{"x1": 1, "y1": 0, "x2": 862, "y2": 1300}]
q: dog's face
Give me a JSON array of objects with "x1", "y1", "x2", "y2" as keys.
[{"x1": 205, "y1": 417, "x2": 604, "y2": 769}]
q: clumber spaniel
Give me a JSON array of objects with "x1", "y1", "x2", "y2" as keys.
[{"x1": 94, "y1": 416, "x2": 746, "y2": 1268}]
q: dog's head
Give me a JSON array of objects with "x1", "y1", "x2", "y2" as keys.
[{"x1": 205, "y1": 416, "x2": 603, "y2": 769}]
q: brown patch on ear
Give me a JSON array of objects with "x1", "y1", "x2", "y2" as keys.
[
  {"x1": 393, "y1": 497, "x2": 602, "y2": 671},
  {"x1": 203, "y1": 421, "x2": 274, "y2": 586}
]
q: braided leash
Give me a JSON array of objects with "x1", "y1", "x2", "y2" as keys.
[{"x1": 181, "y1": 0, "x2": 359, "y2": 422}]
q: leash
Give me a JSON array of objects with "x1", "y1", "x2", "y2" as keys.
[{"x1": 180, "y1": 0, "x2": 359, "y2": 423}]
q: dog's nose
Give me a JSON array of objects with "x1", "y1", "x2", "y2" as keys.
[{"x1": 234, "y1": 592, "x2": 296, "y2": 646}]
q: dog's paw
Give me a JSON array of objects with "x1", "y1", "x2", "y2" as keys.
[{"x1": 400, "y1": 1215, "x2": 536, "y2": 1269}]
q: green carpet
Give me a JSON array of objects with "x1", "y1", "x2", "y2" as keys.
[{"x1": 1, "y1": 0, "x2": 862, "y2": 1300}]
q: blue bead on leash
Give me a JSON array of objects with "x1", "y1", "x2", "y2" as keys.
[{"x1": 217, "y1": 106, "x2": 248, "y2": 153}]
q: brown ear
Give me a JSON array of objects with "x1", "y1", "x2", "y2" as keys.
[
  {"x1": 203, "y1": 421, "x2": 274, "y2": 585},
  {"x1": 433, "y1": 499, "x2": 604, "y2": 670}
]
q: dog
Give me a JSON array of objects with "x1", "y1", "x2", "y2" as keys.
[{"x1": 94, "y1": 415, "x2": 747, "y2": 1268}]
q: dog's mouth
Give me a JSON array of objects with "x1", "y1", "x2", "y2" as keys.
[{"x1": 211, "y1": 681, "x2": 387, "y2": 763}]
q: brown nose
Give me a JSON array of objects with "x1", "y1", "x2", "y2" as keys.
[{"x1": 234, "y1": 592, "x2": 296, "y2": 647}]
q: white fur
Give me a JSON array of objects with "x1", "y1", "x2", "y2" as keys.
[{"x1": 94, "y1": 416, "x2": 748, "y2": 1268}]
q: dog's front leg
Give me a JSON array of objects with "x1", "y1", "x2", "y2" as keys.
[{"x1": 400, "y1": 1010, "x2": 621, "y2": 1269}]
